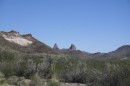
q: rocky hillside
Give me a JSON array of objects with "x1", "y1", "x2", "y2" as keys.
[
  {"x1": 0, "y1": 30, "x2": 54, "y2": 53},
  {"x1": 108, "y1": 45, "x2": 130, "y2": 59}
]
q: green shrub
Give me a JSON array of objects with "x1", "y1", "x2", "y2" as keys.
[
  {"x1": 16, "y1": 79, "x2": 31, "y2": 86},
  {"x1": 30, "y1": 73, "x2": 43, "y2": 86},
  {"x1": 0, "y1": 49, "x2": 17, "y2": 62},
  {"x1": 7, "y1": 76, "x2": 19, "y2": 85},
  {"x1": 0, "y1": 62, "x2": 17, "y2": 77},
  {"x1": 0, "y1": 72, "x2": 5, "y2": 78},
  {"x1": 47, "y1": 80, "x2": 60, "y2": 86}
]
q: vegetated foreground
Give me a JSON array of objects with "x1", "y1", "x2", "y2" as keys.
[
  {"x1": 0, "y1": 30, "x2": 130, "y2": 86},
  {"x1": 0, "y1": 47, "x2": 130, "y2": 86}
]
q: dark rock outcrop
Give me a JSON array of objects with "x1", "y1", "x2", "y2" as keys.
[
  {"x1": 22, "y1": 34, "x2": 36, "y2": 42},
  {"x1": 1, "y1": 30, "x2": 20, "y2": 37},
  {"x1": 53, "y1": 43, "x2": 59, "y2": 51},
  {"x1": 69, "y1": 44, "x2": 76, "y2": 51}
]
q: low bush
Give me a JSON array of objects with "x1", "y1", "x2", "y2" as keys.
[{"x1": 30, "y1": 73, "x2": 43, "y2": 86}]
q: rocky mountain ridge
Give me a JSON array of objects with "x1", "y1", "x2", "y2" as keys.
[
  {"x1": 0, "y1": 30, "x2": 130, "y2": 59},
  {"x1": 53, "y1": 43, "x2": 130, "y2": 59},
  {"x1": 0, "y1": 30, "x2": 53, "y2": 53}
]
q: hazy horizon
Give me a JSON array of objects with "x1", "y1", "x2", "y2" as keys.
[{"x1": 0, "y1": 0, "x2": 130, "y2": 53}]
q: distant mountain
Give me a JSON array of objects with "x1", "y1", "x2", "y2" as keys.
[
  {"x1": 0, "y1": 30, "x2": 130, "y2": 59},
  {"x1": 52, "y1": 43, "x2": 130, "y2": 59},
  {"x1": 52, "y1": 44, "x2": 91, "y2": 58},
  {"x1": 108, "y1": 45, "x2": 130, "y2": 58},
  {"x1": 89, "y1": 45, "x2": 130, "y2": 59},
  {"x1": 0, "y1": 30, "x2": 54, "y2": 53}
]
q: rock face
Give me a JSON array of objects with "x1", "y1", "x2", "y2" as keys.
[
  {"x1": 69, "y1": 44, "x2": 76, "y2": 51},
  {"x1": 22, "y1": 34, "x2": 36, "y2": 42},
  {"x1": 1, "y1": 30, "x2": 20, "y2": 37},
  {"x1": 53, "y1": 43, "x2": 59, "y2": 51},
  {"x1": 0, "y1": 30, "x2": 54, "y2": 53},
  {"x1": 9, "y1": 30, "x2": 20, "y2": 37},
  {"x1": 1, "y1": 30, "x2": 33, "y2": 46}
]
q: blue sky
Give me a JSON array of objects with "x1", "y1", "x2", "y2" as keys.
[{"x1": 0, "y1": 0, "x2": 130, "y2": 53}]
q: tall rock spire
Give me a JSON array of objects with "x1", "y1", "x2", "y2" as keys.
[
  {"x1": 53, "y1": 43, "x2": 59, "y2": 51},
  {"x1": 69, "y1": 44, "x2": 76, "y2": 51}
]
